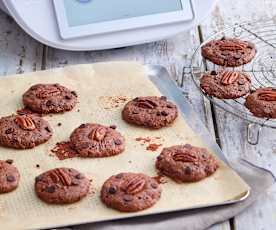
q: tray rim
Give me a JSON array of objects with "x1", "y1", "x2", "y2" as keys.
[{"x1": 0, "y1": 63, "x2": 250, "y2": 230}]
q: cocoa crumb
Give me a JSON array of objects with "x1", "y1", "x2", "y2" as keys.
[
  {"x1": 146, "y1": 143, "x2": 162, "y2": 152},
  {"x1": 135, "y1": 137, "x2": 151, "y2": 143},
  {"x1": 36, "y1": 164, "x2": 40, "y2": 168},
  {"x1": 99, "y1": 96, "x2": 129, "y2": 110},
  {"x1": 57, "y1": 122, "x2": 62, "y2": 127},
  {"x1": 51, "y1": 141, "x2": 79, "y2": 160}
]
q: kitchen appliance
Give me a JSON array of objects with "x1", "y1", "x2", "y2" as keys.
[{"x1": 0, "y1": 0, "x2": 217, "y2": 51}]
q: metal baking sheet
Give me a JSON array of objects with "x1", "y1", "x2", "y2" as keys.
[{"x1": 0, "y1": 62, "x2": 250, "y2": 229}]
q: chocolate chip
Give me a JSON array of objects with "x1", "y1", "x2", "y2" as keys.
[
  {"x1": 45, "y1": 185, "x2": 55, "y2": 193},
  {"x1": 65, "y1": 95, "x2": 72, "y2": 100},
  {"x1": 221, "y1": 36, "x2": 226, "y2": 40},
  {"x1": 184, "y1": 166, "x2": 192, "y2": 175},
  {"x1": 151, "y1": 183, "x2": 158, "y2": 189},
  {"x1": 110, "y1": 125, "x2": 117, "y2": 129},
  {"x1": 210, "y1": 70, "x2": 217, "y2": 76},
  {"x1": 79, "y1": 124, "x2": 86, "y2": 128},
  {"x1": 5, "y1": 159, "x2": 13, "y2": 164},
  {"x1": 108, "y1": 186, "x2": 117, "y2": 194},
  {"x1": 5, "y1": 128, "x2": 13, "y2": 134},
  {"x1": 75, "y1": 174, "x2": 84, "y2": 179},
  {"x1": 46, "y1": 100, "x2": 53, "y2": 107},
  {"x1": 133, "y1": 97, "x2": 139, "y2": 101},
  {"x1": 35, "y1": 175, "x2": 43, "y2": 183},
  {"x1": 71, "y1": 91, "x2": 78, "y2": 97},
  {"x1": 123, "y1": 195, "x2": 133, "y2": 202},
  {"x1": 57, "y1": 123, "x2": 62, "y2": 127},
  {"x1": 72, "y1": 180, "x2": 80, "y2": 186},
  {"x1": 114, "y1": 139, "x2": 122, "y2": 145},
  {"x1": 36, "y1": 164, "x2": 40, "y2": 168},
  {"x1": 161, "y1": 96, "x2": 167, "y2": 101},
  {"x1": 6, "y1": 175, "x2": 15, "y2": 182},
  {"x1": 167, "y1": 104, "x2": 173, "y2": 109},
  {"x1": 161, "y1": 111, "x2": 168, "y2": 116},
  {"x1": 156, "y1": 111, "x2": 161, "y2": 116},
  {"x1": 45, "y1": 127, "x2": 51, "y2": 132}
]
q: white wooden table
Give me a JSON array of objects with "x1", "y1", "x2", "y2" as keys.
[{"x1": 0, "y1": 1, "x2": 275, "y2": 229}]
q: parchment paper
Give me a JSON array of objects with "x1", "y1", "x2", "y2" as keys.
[{"x1": 0, "y1": 62, "x2": 249, "y2": 230}]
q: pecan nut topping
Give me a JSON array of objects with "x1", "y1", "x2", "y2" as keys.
[
  {"x1": 122, "y1": 175, "x2": 146, "y2": 195},
  {"x1": 219, "y1": 41, "x2": 247, "y2": 51},
  {"x1": 88, "y1": 127, "x2": 107, "y2": 141},
  {"x1": 220, "y1": 71, "x2": 239, "y2": 85},
  {"x1": 258, "y1": 89, "x2": 276, "y2": 101},
  {"x1": 136, "y1": 99, "x2": 158, "y2": 109},
  {"x1": 37, "y1": 87, "x2": 61, "y2": 99},
  {"x1": 49, "y1": 168, "x2": 72, "y2": 186},
  {"x1": 172, "y1": 152, "x2": 198, "y2": 163},
  {"x1": 15, "y1": 115, "x2": 36, "y2": 131}
]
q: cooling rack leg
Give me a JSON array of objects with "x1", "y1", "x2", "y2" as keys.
[{"x1": 247, "y1": 123, "x2": 262, "y2": 145}]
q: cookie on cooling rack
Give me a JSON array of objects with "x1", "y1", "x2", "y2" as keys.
[
  {"x1": 122, "y1": 96, "x2": 178, "y2": 129},
  {"x1": 155, "y1": 144, "x2": 219, "y2": 183},
  {"x1": 200, "y1": 70, "x2": 251, "y2": 99},
  {"x1": 23, "y1": 83, "x2": 78, "y2": 114},
  {"x1": 201, "y1": 37, "x2": 256, "y2": 67},
  {"x1": 70, "y1": 123, "x2": 125, "y2": 158},
  {"x1": 0, "y1": 114, "x2": 53, "y2": 149},
  {"x1": 245, "y1": 87, "x2": 276, "y2": 118},
  {"x1": 35, "y1": 168, "x2": 90, "y2": 204},
  {"x1": 0, "y1": 160, "x2": 20, "y2": 194},
  {"x1": 101, "y1": 172, "x2": 161, "y2": 212}
]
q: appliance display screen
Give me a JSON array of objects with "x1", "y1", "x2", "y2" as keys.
[{"x1": 63, "y1": 0, "x2": 183, "y2": 27}]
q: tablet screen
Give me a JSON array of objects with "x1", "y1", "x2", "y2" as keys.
[{"x1": 64, "y1": 0, "x2": 183, "y2": 27}]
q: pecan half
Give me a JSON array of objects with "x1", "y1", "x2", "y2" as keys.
[
  {"x1": 172, "y1": 152, "x2": 198, "y2": 163},
  {"x1": 15, "y1": 115, "x2": 36, "y2": 131},
  {"x1": 220, "y1": 71, "x2": 239, "y2": 85},
  {"x1": 136, "y1": 99, "x2": 158, "y2": 109},
  {"x1": 219, "y1": 41, "x2": 247, "y2": 51},
  {"x1": 258, "y1": 89, "x2": 276, "y2": 101},
  {"x1": 88, "y1": 127, "x2": 107, "y2": 141},
  {"x1": 49, "y1": 168, "x2": 72, "y2": 186},
  {"x1": 37, "y1": 87, "x2": 61, "y2": 99},
  {"x1": 122, "y1": 175, "x2": 146, "y2": 195}
]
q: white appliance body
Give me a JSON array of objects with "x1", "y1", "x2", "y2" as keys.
[{"x1": 0, "y1": 0, "x2": 217, "y2": 51}]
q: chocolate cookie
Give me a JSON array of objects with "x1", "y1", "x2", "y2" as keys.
[
  {"x1": 200, "y1": 70, "x2": 251, "y2": 99},
  {"x1": 122, "y1": 96, "x2": 178, "y2": 129},
  {"x1": 70, "y1": 123, "x2": 125, "y2": 158},
  {"x1": 35, "y1": 168, "x2": 90, "y2": 204},
  {"x1": 0, "y1": 160, "x2": 20, "y2": 193},
  {"x1": 0, "y1": 114, "x2": 53, "y2": 149},
  {"x1": 23, "y1": 83, "x2": 77, "y2": 114},
  {"x1": 245, "y1": 87, "x2": 276, "y2": 118},
  {"x1": 101, "y1": 172, "x2": 161, "y2": 212},
  {"x1": 201, "y1": 37, "x2": 256, "y2": 67},
  {"x1": 156, "y1": 144, "x2": 219, "y2": 183}
]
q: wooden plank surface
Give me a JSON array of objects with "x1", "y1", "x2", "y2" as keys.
[
  {"x1": 200, "y1": 0, "x2": 276, "y2": 229},
  {"x1": 0, "y1": 0, "x2": 275, "y2": 229}
]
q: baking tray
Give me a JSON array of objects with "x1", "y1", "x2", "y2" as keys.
[{"x1": 0, "y1": 63, "x2": 250, "y2": 229}]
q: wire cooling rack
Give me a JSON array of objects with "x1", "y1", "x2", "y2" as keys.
[{"x1": 191, "y1": 19, "x2": 276, "y2": 143}]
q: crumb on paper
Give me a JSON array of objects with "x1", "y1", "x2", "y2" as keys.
[
  {"x1": 51, "y1": 141, "x2": 78, "y2": 160},
  {"x1": 98, "y1": 95, "x2": 129, "y2": 110},
  {"x1": 135, "y1": 136, "x2": 164, "y2": 152},
  {"x1": 146, "y1": 143, "x2": 162, "y2": 152}
]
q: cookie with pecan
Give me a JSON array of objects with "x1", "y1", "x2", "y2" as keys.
[
  {"x1": 101, "y1": 172, "x2": 161, "y2": 212},
  {"x1": 200, "y1": 70, "x2": 251, "y2": 99},
  {"x1": 201, "y1": 37, "x2": 256, "y2": 67},
  {"x1": 122, "y1": 96, "x2": 178, "y2": 129},
  {"x1": 0, "y1": 160, "x2": 20, "y2": 194},
  {"x1": 70, "y1": 123, "x2": 125, "y2": 158},
  {"x1": 23, "y1": 83, "x2": 77, "y2": 114},
  {"x1": 35, "y1": 167, "x2": 90, "y2": 204},
  {"x1": 156, "y1": 144, "x2": 219, "y2": 183},
  {"x1": 0, "y1": 114, "x2": 53, "y2": 149},
  {"x1": 245, "y1": 87, "x2": 276, "y2": 118}
]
